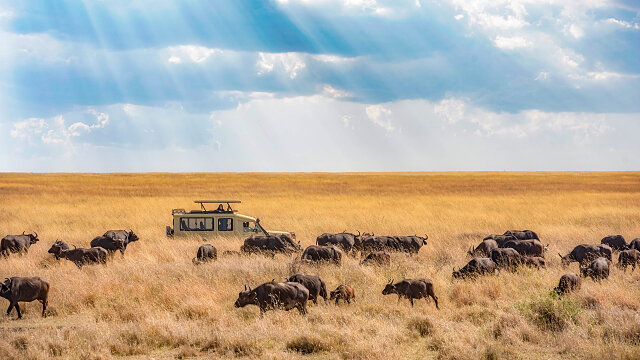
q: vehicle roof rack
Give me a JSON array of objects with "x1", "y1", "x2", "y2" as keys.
[{"x1": 194, "y1": 200, "x2": 241, "y2": 203}]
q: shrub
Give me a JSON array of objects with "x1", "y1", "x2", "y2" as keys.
[
  {"x1": 286, "y1": 336, "x2": 329, "y2": 354},
  {"x1": 516, "y1": 291, "x2": 582, "y2": 332}
]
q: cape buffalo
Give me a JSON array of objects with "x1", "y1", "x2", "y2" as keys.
[
  {"x1": 287, "y1": 274, "x2": 327, "y2": 304},
  {"x1": 301, "y1": 245, "x2": 342, "y2": 264},
  {"x1": 580, "y1": 257, "x2": 610, "y2": 281},
  {"x1": 103, "y1": 229, "x2": 139, "y2": 252},
  {"x1": 503, "y1": 239, "x2": 546, "y2": 257},
  {"x1": 468, "y1": 239, "x2": 498, "y2": 257},
  {"x1": 382, "y1": 279, "x2": 439, "y2": 309},
  {"x1": 490, "y1": 248, "x2": 523, "y2": 269},
  {"x1": 1, "y1": 232, "x2": 39, "y2": 257},
  {"x1": 360, "y1": 235, "x2": 427, "y2": 255},
  {"x1": 554, "y1": 273, "x2": 581, "y2": 295},
  {"x1": 558, "y1": 244, "x2": 612, "y2": 267},
  {"x1": 234, "y1": 281, "x2": 309, "y2": 315},
  {"x1": 48, "y1": 241, "x2": 108, "y2": 268},
  {"x1": 629, "y1": 238, "x2": 640, "y2": 251},
  {"x1": 48, "y1": 241, "x2": 69, "y2": 260},
  {"x1": 523, "y1": 256, "x2": 546, "y2": 269},
  {"x1": 192, "y1": 244, "x2": 217, "y2": 264},
  {"x1": 617, "y1": 249, "x2": 640, "y2": 272},
  {"x1": 330, "y1": 284, "x2": 355, "y2": 305},
  {"x1": 0, "y1": 277, "x2": 49, "y2": 319},
  {"x1": 90, "y1": 236, "x2": 126, "y2": 255},
  {"x1": 453, "y1": 258, "x2": 498, "y2": 279},
  {"x1": 503, "y1": 230, "x2": 539, "y2": 240},
  {"x1": 483, "y1": 234, "x2": 518, "y2": 247},
  {"x1": 360, "y1": 251, "x2": 391, "y2": 266},
  {"x1": 241, "y1": 235, "x2": 301, "y2": 255},
  {"x1": 316, "y1": 231, "x2": 360, "y2": 254},
  {"x1": 601, "y1": 235, "x2": 628, "y2": 251}
]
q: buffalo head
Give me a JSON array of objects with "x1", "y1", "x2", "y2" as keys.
[
  {"x1": 558, "y1": 253, "x2": 571, "y2": 268},
  {"x1": 28, "y1": 232, "x2": 39, "y2": 244},
  {"x1": 234, "y1": 285, "x2": 257, "y2": 308},
  {"x1": 127, "y1": 230, "x2": 139, "y2": 242},
  {"x1": 381, "y1": 279, "x2": 396, "y2": 295},
  {"x1": 0, "y1": 278, "x2": 11, "y2": 296}
]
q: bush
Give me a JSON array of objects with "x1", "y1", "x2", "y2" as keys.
[
  {"x1": 516, "y1": 291, "x2": 582, "y2": 332},
  {"x1": 286, "y1": 336, "x2": 329, "y2": 354},
  {"x1": 407, "y1": 316, "x2": 434, "y2": 337}
]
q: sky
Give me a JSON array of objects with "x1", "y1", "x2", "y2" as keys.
[{"x1": 0, "y1": 0, "x2": 639, "y2": 172}]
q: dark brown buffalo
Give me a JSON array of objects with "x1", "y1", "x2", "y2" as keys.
[
  {"x1": 103, "y1": 229, "x2": 140, "y2": 249},
  {"x1": 468, "y1": 239, "x2": 498, "y2": 257},
  {"x1": 629, "y1": 238, "x2": 640, "y2": 251},
  {"x1": 601, "y1": 235, "x2": 628, "y2": 251},
  {"x1": 192, "y1": 244, "x2": 217, "y2": 264},
  {"x1": 234, "y1": 281, "x2": 309, "y2": 315},
  {"x1": 617, "y1": 249, "x2": 640, "y2": 272},
  {"x1": 48, "y1": 241, "x2": 108, "y2": 268},
  {"x1": 330, "y1": 284, "x2": 355, "y2": 305},
  {"x1": 360, "y1": 251, "x2": 391, "y2": 266},
  {"x1": 359, "y1": 235, "x2": 427, "y2": 255},
  {"x1": 503, "y1": 230, "x2": 539, "y2": 240},
  {"x1": 453, "y1": 257, "x2": 498, "y2": 279},
  {"x1": 503, "y1": 239, "x2": 546, "y2": 257},
  {"x1": 483, "y1": 234, "x2": 518, "y2": 247},
  {"x1": 48, "y1": 241, "x2": 69, "y2": 260},
  {"x1": 0, "y1": 277, "x2": 49, "y2": 319},
  {"x1": 558, "y1": 244, "x2": 612, "y2": 267},
  {"x1": 580, "y1": 257, "x2": 610, "y2": 281},
  {"x1": 301, "y1": 245, "x2": 342, "y2": 264},
  {"x1": 316, "y1": 231, "x2": 360, "y2": 254},
  {"x1": 523, "y1": 256, "x2": 546, "y2": 269},
  {"x1": 554, "y1": 273, "x2": 581, "y2": 295},
  {"x1": 1, "y1": 232, "x2": 39, "y2": 257},
  {"x1": 90, "y1": 236, "x2": 126, "y2": 255},
  {"x1": 287, "y1": 274, "x2": 327, "y2": 304},
  {"x1": 382, "y1": 279, "x2": 439, "y2": 309},
  {"x1": 490, "y1": 248, "x2": 523, "y2": 269},
  {"x1": 241, "y1": 235, "x2": 302, "y2": 255}
]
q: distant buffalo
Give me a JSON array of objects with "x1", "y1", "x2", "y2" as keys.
[
  {"x1": 359, "y1": 235, "x2": 428, "y2": 255},
  {"x1": 490, "y1": 248, "x2": 522, "y2": 269},
  {"x1": 103, "y1": 229, "x2": 140, "y2": 250},
  {"x1": 601, "y1": 235, "x2": 628, "y2": 251},
  {"x1": 301, "y1": 245, "x2": 342, "y2": 264},
  {"x1": 503, "y1": 230, "x2": 539, "y2": 240},
  {"x1": 360, "y1": 251, "x2": 391, "y2": 266},
  {"x1": 234, "y1": 281, "x2": 309, "y2": 315},
  {"x1": 523, "y1": 256, "x2": 546, "y2": 269},
  {"x1": 330, "y1": 284, "x2": 355, "y2": 305},
  {"x1": 483, "y1": 234, "x2": 517, "y2": 247},
  {"x1": 1, "y1": 232, "x2": 39, "y2": 257},
  {"x1": 192, "y1": 244, "x2": 217, "y2": 264},
  {"x1": 580, "y1": 257, "x2": 610, "y2": 281},
  {"x1": 48, "y1": 241, "x2": 108, "y2": 268},
  {"x1": 241, "y1": 235, "x2": 301, "y2": 255},
  {"x1": 617, "y1": 249, "x2": 640, "y2": 272},
  {"x1": 90, "y1": 236, "x2": 126, "y2": 256},
  {"x1": 554, "y1": 273, "x2": 581, "y2": 295},
  {"x1": 316, "y1": 231, "x2": 360, "y2": 254},
  {"x1": 503, "y1": 239, "x2": 546, "y2": 257},
  {"x1": 453, "y1": 257, "x2": 498, "y2": 279},
  {"x1": 287, "y1": 274, "x2": 327, "y2": 305},
  {"x1": 559, "y1": 244, "x2": 612, "y2": 267},
  {"x1": 48, "y1": 240, "x2": 69, "y2": 260},
  {"x1": 629, "y1": 238, "x2": 640, "y2": 252},
  {"x1": 382, "y1": 279, "x2": 439, "y2": 309},
  {"x1": 468, "y1": 239, "x2": 498, "y2": 257},
  {"x1": 0, "y1": 276, "x2": 49, "y2": 319}
]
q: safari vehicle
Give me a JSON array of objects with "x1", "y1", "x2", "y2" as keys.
[{"x1": 166, "y1": 200, "x2": 295, "y2": 239}]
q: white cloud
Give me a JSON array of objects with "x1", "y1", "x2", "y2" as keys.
[
  {"x1": 166, "y1": 45, "x2": 221, "y2": 63},
  {"x1": 365, "y1": 104, "x2": 395, "y2": 132},
  {"x1": 535, "y1": 71, "x2": 549, "y2": 80},
  {"x1": 605, "y1": 18, "x2": 640, "y2": 30},
  {"x1": 564, "y1": 24, "x2": 585, "y2": 39},
  {"x1": 494, "y1": 35, "x2": 531, "y2": 49},
  {"x1": 10, "y1": 110, "x2": 110, "y2": 147},
  {"x1": 256, "y1": 52, "x2": 307, "y2": 79},
  {"x1": 322, "y1": 85, "x2": 352, "y2": 99}
]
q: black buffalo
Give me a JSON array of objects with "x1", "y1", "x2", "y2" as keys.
[
  {"x1": 468, "y1": 239, "x2": 499, "y2": 257},
  {"x1": 601, "y1": 235, "x2": 628, "y2": 251},
  {"x1": 503, "y1": 239, "x2": 546, "y2": 257},
  {"x1": 1, "y1": 232, "x2": 39, "y2": 257},
  {"x1": 452, "y1": 257, "x2": 498, "y2": 279},
  {"x1": 617, "y1": 249, "x2": 640, "y2": 272},
  {"x1": 0, "y1": 276, "x2": 49, "y2": 319},
  {"x1": 483, "y1": 234, "x2": 518, "y2": 247},
  {"x1": 580, "y1": 257, "x2": 610, "y2": 281},
  {"x1": 48, "y1": 241, "x2": 108, "y2": 268},
  {"x1": 382, "y1": 279, "x2": 439, "y2": 309},
  {"x1": 360, "y1": 251, "x2": 391, "y2": 266},
  {"x1": 359, "y1": 235, "x2": 428, "y2": 255},
  {"x1": 103, "y1": 229, "x2": 140, "y2": 250},
  {"x1": 286, "y1": 274, "x2": 327, "y2": 304},
  {"x1": 48, "y1": 240, "x2": 69, "y2": 260},
  {"x1": 301, "y1": 245, "x2": 342, "y2": 264},
  {"x1": 554, "y1": 273, "x2": 581, "y2": 295},
  {"x1": 558, "y1": 244, "x2": 612, "y2": 267},
  {"x1": 192, "y1": 244, "x2": 217, "y2": 264},
  {"x1": 316, "y1": 231, "x2": 360, "y2": 254},
  {"x1": 234, "y1": 281, "x2": 309, "y2": 315},
  {"x1": 90, "y1": 236, "x2": 126, "y2": 255},
  {"x1": 503, "y1": 230, "x2": 539, "y2": 240},
  {"x1": 523, "y1": 256, "x2": 546, "y2": 269},
  {"x1": 241, "y1": 235, "x2": 302, "y2": 255},
  {"x1": 629, "y1": 238, "x2": 640, "y2": 251},
  {"x1": 490, "y1": 248, "x2": 523, "y2": 269}
]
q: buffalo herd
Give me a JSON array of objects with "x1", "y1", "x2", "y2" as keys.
[{"x1": 2, "y1": 227, "x2": 640, "y2": 319}]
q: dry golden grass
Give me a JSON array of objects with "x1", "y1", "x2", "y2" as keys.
[{"x1": 0, "y1": 172, "x2": 639, "y2": 359}]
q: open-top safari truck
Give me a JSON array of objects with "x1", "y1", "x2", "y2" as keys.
[{"x1": 166, "y1": 200, "x2": 295, "y2": 239}]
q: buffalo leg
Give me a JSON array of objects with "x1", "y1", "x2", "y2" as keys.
[
  {"x1": 42, "y1": 299, "x2": 48, "y2": 317},
  {"x1": 346, "y1": 298, "x2": 351, "y2": 304},
  {"x1": 335, "y1": 298, "x2": 340, "y2": 305},
  {"x1": 430, "y1": 295, "x2": 439, "y2": 310},
  {"x1": 14, "y1": 303, "x2": 21, "y2": 319},
  {"x1": 6, "y1": 303, "x2": 14, "y2": 316},
  {"x1": 410, "y1": 298, "x2": 414, "y2": 307}
]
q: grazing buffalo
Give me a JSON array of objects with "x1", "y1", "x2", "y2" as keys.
[
  {"x1": 301, "y1": 245, "x2": 342, "y2": 264},
  {"x1": 558, "y1": 244, "x2": 612, "y2": 267},
  {"x1": 580, "y1": 257, "x2": 610, "y2": 281},
  {"x1": 382, "y1": 279, "x2": 439, "y2": 309},
  {"x1": 103, "y1": 229, "x2": 140, "y2": 249},
  {"x1": 287, "y1": 274, "x2": 327, "y2": 305},
  {"x1": 90, "y1": 236, "x2": 126, "y2": 255},
  {"x1": 490, "y1": 248, "x2": 523, "y2": 269},
  {"x1": 1, "y1": 232, "x2": 39, "y2": 257},
  {"x1": 483, "y1": 234, "x2": 518, "y2": 247},
  {"x1": 0, "y1": 277, "x2": 49, "y2": 319},
  {"x1": 192, "y1": 244, "x2": 217, "y2": 264},
  {"x1": 241, "y1": 235, "x2": 302, "y2": 255},
  {"x1": 617, "y1": 249, "x2": 640, "y2": 272},
  {"x1": 468, "y1": 239, "x2": 498, "y2": 257},
  {"x1": 48, "y1": 241, "x2": 69, "y2": 260},
  {"x1": 234, "y1": 281, "x2": 309, "y2": 315},
  {"x1": 601, "y1": 235, "x2": 628, "y2": 251},
  {"x1": 330, "y1": 284, "x2": 355, "y2": 305},
  {"x1": 48, "y1": 241, "x2": 108, "y2": 268},
  {"x1": 452, "y1": 257, "x2": 498, "y2": 279},
  {"x1": 629, "y1": 238, "x2": 640, "y2": 251},
  {"x1": 360, "y1": 251, "x2": 391, "y2": 266},
  {"x1": 523, "y1": 256, "x2": 546, "y2": 269},
  {"x1": 316, "y1": 231, "x2": 360, "y2": 254},
  {"x1": 359, "y1": 235, "x2": 428, "y2": 255},
  {"x1": 503, "y1": 230, "x2": 539, "y2": 240},
  {"x1": 554, "y1": 273, "x2": 581, "y2": 295},
  {"x1": 503, "y1": 239, "x2": 546, "y2": 257}
]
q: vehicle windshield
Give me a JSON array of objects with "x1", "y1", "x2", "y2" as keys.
[{"x1": 243, "y1": 221, "x2": 258, "y2": 232}]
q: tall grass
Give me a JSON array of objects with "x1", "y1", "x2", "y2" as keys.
[{"x1": 0, "y1": 172, "x2": 639, "y2": 359}]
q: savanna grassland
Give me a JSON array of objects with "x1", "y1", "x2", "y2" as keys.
[{"x1": 1, "y1": 172, "x2": 640, "y2": 360}]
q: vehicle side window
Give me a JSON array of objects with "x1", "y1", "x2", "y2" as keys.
[
  {"x1": 180, "y1": 217, "x2": 214, "y2": 231},
  {"x1": 243, "y1": 221, "x2": 256, "y2": 232},
  {"x1": 218, "y1": 218, "x2": 233, "y2": 231}
]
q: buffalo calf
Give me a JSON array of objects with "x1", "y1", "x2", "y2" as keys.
[
  {"x1": 554, "y1": 273, "x2": 581, "y2": 295},
  {"x1": 617, "y1": 249, "x2": 640, "y2": 272},
  {"x1": 360, "y1": 251, "x2": 391, "y2": 266},
  {"x1": 580, "y1": 257, "x2": 610, "y2": 281},
  {"x1": 193, "y1": 244, "x2": 217, "y2": 264},
  {"x1": 330, "y1": 284, "x2": 355, "y2": 305},
  {"x1": 382, "y1": 278, "x2": 439, "y2": 309}
]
